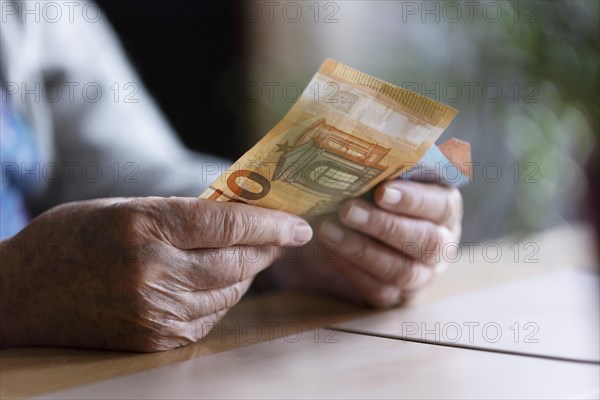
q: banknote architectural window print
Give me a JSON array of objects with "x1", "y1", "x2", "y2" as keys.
[{"x1": 272, "y1": 118, "x2": 390, "y2": 197}]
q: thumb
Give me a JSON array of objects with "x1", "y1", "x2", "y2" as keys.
[{"x1": 157, "y1": 197, "x2": 313, "y2": 250}]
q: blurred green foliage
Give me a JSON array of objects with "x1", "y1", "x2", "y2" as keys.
[{"x1": 474, "y1": 1, "x2": 598, "y2": 232}]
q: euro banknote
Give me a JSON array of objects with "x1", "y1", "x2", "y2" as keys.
[{"x1": 200, "y1": 59, "x2": 471, "y2": 216}]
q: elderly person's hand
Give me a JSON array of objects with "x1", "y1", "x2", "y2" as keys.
[
  {"x1": 0, "y1": 197, "x2": 312, "y2": 352},
  {"x1": 265, "y1": 180, "x2": 463, "y2": 308}
]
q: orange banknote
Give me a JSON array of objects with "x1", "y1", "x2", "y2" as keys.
[{"x1": 201, "y1": 59, "x2": 470, "y2": 216}]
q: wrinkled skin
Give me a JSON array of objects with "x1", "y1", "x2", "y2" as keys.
[
  {"x1": 0, "y1": 197, "x2": 313, "y2": 352},
  {"x1": 267, "y1": 180, "x2": 463, "y2": 308},
  {"x1": 0, "y1": 180, "x2": 462, "y2": 351}
]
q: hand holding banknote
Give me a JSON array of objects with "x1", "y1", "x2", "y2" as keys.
[
  {"x1": 1, "y1": 60, "x2": 469, "y2": 353},
  {"x1": 264, "y1": 179, "x2": 462, "y2": 308},
  {"x1": 0, "y1": 198, "x2": 312, "y2": 351},
  {"x1": 203, "y1": 59, "x2": 470, "y2": 307}
]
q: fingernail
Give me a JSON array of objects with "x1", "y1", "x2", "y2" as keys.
[
  {"x1": 382, "y1": 187, "x2": 402, "y2": 205},
  {"x1": 320, "y1": 220, "x2": 345, "y2": 243},
  {"x1": 292, "y1": 223, "x2": 313, "y2": 245},
  {"x1": 346, "y1": 204, "x2": 369, "y2": 225}
]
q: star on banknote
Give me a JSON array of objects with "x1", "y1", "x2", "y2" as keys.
[{"x1": 275, "y1": 141, "x2": 292, "y2": 153}]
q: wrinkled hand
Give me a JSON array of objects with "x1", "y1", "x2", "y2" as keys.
[
  {"x1": 268, "y1": 181, "x2": 462, "y2": 308},
  {"x1": 0, "y1": 197, "x2": 312, "y2": 351}
]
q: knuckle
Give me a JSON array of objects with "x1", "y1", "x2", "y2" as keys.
[
  {"x1": 375, "y1": 214, "x2": 402, "y2": 241},
  {"x1": 381, "y1": 263, "x2": 398, "y2": 284},
  {"x1": 348, "y1": 235, "x2": 369, "y2": 261},
  {"x1": 220, "y1": 207, "x2": 287, "y2": 246},
  {"x1": 224, "y1": 282, "x2": 246, "y2": 307},
  {"x1": 375, "y1": 250, "x2": 404, "y2": 285},
  {"x1": 111, "y1": 201, "x2": 146, "y2": 238},
  {"x1": 265, "y1": 218, "x2": 291, "y2": 246},
  {"x1": 423, "y1": 225, "x2": 451, "y2": 265},
  {"x1": 396, "y1": 262, "x2": 416, "y2": 287},
  {"x1": 389, "y1": 256, "x2": 414, "y2": 286},
  {"x1": 109, "y1": 200, "x2": 164, "y2": 250},
  {"x1": 427, "y1": 226, "x2": 446, "y2": 249},
  {"x1": 121, "y1": 283, "x2": 193, "y2": 352},
  {"x1": 411, "y1": 222, "x2": 430, "y2": 249},
  {"x1": 219, "y1": 208, "x2": 244, "y2": 246},
  {"x1": 439, "y1": 225, "x2": 454, "y2": 246},
  {"x1": 406, "y1": 190, "x2": 426, "y2": 215}
]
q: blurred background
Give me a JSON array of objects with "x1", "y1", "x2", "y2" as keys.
[{"x1": 99, "y1": 0, "x2": 599, "y2": 242}]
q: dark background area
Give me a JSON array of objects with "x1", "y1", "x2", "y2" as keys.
[{"x1": 98, "y1": 0, "x2": 246, "y2": 160}]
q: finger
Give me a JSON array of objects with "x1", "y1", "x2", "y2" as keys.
[
  {"x1": 160, "y1": 308, "x2": 231, "y2": 349},
  {"x1": 322, "y1": 251, "x2": 403, "y2": 309},
  {"x1": 338, "y1": 199, "x2": 454, "y2": 265},
  {"x1": 316, "y1": 218, "x2": 415, "y2": 287},
  {"x1": 316, "y1": 218, "x2": 410, "y2": 308},
  {"x1": 176, "y1": 279, "x2": 253, "y2": 320},
  {"x1": 374, "y1": 180, "x2": 463, "y2": 228},
  {"x1": 396, "y1": 265, "x2": 437, "y2": 306},
  {"x1": 187, "y1": 308, "x2": 230, "y2": 342},
  {"x1": 402, "y1": 264, "x2": 435, "y2": 293},
  {"x1": 148, "y1": 197, "x2": 313, "y2": 249},
  {"x1": 180, "y1": 245, "x2": 283, "y2": 289}
]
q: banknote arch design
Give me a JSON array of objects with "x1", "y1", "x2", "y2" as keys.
[{"x1": 272, "y1": 118, "x2": 390, "y2": 198}]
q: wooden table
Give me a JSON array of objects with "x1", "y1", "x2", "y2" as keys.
[{"x1": 1, "y1": 223, "x2": 597, "y2": 399}]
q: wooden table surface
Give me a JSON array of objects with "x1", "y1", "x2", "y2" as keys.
[{"x1": 1, "y1": 223, "x2": 598, "y2": 399}]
